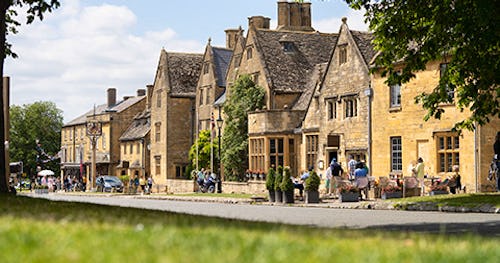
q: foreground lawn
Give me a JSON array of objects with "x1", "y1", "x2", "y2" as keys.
[
  {"x1": 0, "y1": 195, "x2": 498, "y2": 263},
  {"x1": 393, "y1": 193, "x2": 500, "y2": 208}
]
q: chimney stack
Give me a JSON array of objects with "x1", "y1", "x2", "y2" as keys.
[
  {"x1": 225, "y1": 28, "x2": 243, "y2": 50},
  {"x1": 146, "y1": 84, "x2": 153, "y2": 109},
  {"x1": 277, "y1": 0, "x2": 314, "y2": 32},
  {"x1": 248, "y1": 16, "x2": 271, "y2": 30},
  {"x1": 107, "y1": 88, "x2": 116, "y2": 108},
  {"x1": 137, "y1": 89, "x2": 146, "y2": 96}
]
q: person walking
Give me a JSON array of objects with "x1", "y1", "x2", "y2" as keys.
[
  {"x1": 347, "y1": 155, "x2": 357, "y2": 181},
  {"x1": 147, "y1": 176, "x2": 154, "y2": 194},
  {"x1": 494, "y1": 132, "x2": 500, "y2": 191}
]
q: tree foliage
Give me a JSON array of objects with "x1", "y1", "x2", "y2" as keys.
[
  {"x1": 221, "y1": 75, "x2": 265, "y2": 181},
  {"x1": 187, "y1": 129, "x2": 218, "y2": 178},
  {"x1": 265, "y1": 166, "x2": 275, "y2": 191},
  {"x1": 9, "y1": 101, "x2": 63, "y2": 178},
  {"x1": 280, "y1": 166, "x2": 294, "y2": 192},
  {"x1": 274, "y1": 166, "x2": 283, "y2": 191},
  {"x1": 0, "y1": 0, "x2": 60, "y2": 192},
  {"x1": 346, "y1": 0, "x2": 500, "y2": 130}
]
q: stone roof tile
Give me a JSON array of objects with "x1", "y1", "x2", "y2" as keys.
[
  {"x1": 167, "y1": 52, "x2": 203, "y2": 97},
  {"x1": 212, "y1": 47, "x2": 232, "y2": 87},
  {"x1": 350, "y1": 30, "x2": 376, "y2": 66},
  {"x1": 254, "y1": 29, "x2": 338, "y2": 93}
]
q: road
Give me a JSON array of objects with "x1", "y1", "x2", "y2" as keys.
[{"x1": 34, "y1": 194, "x2": 500, "y2": 236}]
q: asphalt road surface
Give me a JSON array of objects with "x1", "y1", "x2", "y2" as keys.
[{"x1": 33, "y1": 194, "x2": 500, "y2": 236}]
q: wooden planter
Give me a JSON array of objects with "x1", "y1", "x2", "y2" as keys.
[
  {"x1": 282, "y1": 191, "x2": 294, "y2": 204},
  {"x1": 403, "y1": 187, "x2": 422, "y2": 197},
  {"x1": 35, "y1": 188, "x2": 49, "y2": 194},
  {"x1": 340, "y1": 192, "x2": 359, "y2": 202},
  {"x1": 268, "y1": 190, "x2": 276, "y2": 203},
  {"x1": 381, "y1": 191, "x2": 403, "y2": 200},
  {"x1": 429, "y1": 190, "x2": 449, "y2": 196},
  {"x1": 305, "y1": 190, "x2": 320, "y2": 204},
  {"x1": 274, "y1": 190, "x2": 283, "y2": 203}
]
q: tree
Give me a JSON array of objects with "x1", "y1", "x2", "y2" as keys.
[
  {"x1": 222, "y1": 75, "x2": 265, "y2": 181},
  {"x1": 9, "y1": 101, "x2": 63, "y2": 179},
  {"x1": 1, "y1": 1, "x2": 60, "y2": 192},
  {"x1": 346, "y1": 0, "x2": 500, "y2": 130},
  {"x1": 187, "y1": 130, "x2": 218, "y2": 178}
]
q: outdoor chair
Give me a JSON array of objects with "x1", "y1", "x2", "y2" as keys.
[{"x1": 402, "y1": 176, "x2": 421, "y2": 197}]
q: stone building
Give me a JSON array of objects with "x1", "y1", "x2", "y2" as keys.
[
  {"x1": 370, "y1": 59, "x2": 500, "y2": 192},
  {"x1": 301, "y1": 18, "x2": 375, "y2": 175},
  {"x1": 61, "y1": 88, "x2": 146, "y2": 184},
  {"x1": 237, "y1": 1, "x2": 337, "y2": 176},
  {"x1": 195, "y1": 39, "x2": 232, "y2": 137},
  {"x1": 118, "y1": 109, "x2": 151, "y2": 181},
  {"x1": 149, "y1": 50, "x2": 203, "y2": 185}
]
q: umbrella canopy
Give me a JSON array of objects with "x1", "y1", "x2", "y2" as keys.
[{"x1": 38, "y1": 170, "x2": 55, "y2": 176}]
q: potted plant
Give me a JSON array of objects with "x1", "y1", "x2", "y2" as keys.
[
  {"x1": 274, "y1": 166, "x2": 284, "y2": 203},
  {"x1": 339, "y1": 184, "x2": 360, "y2": 202},
  {"x1": 266, "y1": 167, "x2": 276, "y2": 202},
  {"x1": 429, "y1": 184, "x2": 449, "y2": 195},
  {"x1": 281, "y1": 167, "x2": 294, "y2": 204},
  {"x1": 305, "y1": 170, "x2": 320, "y2": 203},
  {"x1": 381, "y1": 184, "x2": 403, "y2": 199}
]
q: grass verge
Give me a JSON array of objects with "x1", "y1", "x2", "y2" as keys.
[
  {"x1": 0, "y1": 194, "x2": 498, "y2": 263},
  {"x1": 392, "y1": 193, "x2": 500, "y2": 208}
]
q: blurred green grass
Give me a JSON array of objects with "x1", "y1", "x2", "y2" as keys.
[{"x1": 0, "y1": 194, "x2": 498, "y2": 263}]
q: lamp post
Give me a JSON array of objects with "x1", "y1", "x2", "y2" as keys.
[{"x1": 216, "y1": 112, "x2": 223, "y2": 193}]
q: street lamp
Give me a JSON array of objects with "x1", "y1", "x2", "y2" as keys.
[{"x1": 216, "y1": 112, "x2": 224, "y2": 193}]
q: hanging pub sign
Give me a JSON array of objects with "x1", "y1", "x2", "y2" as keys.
[{"x1": 86, "y1": 120, "x2": 102, "y2": 137}]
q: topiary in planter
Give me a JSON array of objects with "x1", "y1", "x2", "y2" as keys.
[
  {"x1": 281, "y1": 167, "x2": 295, "y2": 203},
  {"x1": 274, "y1": 166, "x2": 283, "y2": 192},
  {"x1": 305, "y1": 171, "x2": 320, "y2": 192},
  {"x1": 280, "y1": 167, "x2": 294, "y2": 193},
  {"x1": 266, "y1": 167, "x2": 275, "y2": 191},
  {"x1": 266, "y1": 167, "x2": 276, "y2": 202}
]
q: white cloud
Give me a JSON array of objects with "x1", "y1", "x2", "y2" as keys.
[
  {"x1": 4, "y1": 0, "x2": 204, "y2": 123},
  {"x1": 314, "y1": 8, "x2": 368, "y2": 33}
]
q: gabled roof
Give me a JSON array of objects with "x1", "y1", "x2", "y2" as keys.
[
  {"x1": 212, "y1": 47, "x2": 232, "y2": 87},
  {"x1": 63, "y1": 96, "x2": 145, "y2": 127},
  {"x1": 166, "y1": 52, "x2": 203, "y2": 97},
  {"x1": 293, "y1": 63, "x2": 328, "y2": 111},
  {"x1": 253, "y1": 29, "x2": 338, "y2": 93},
  {"x1": 350, "y1": 30, "x2": 376, "y2": 66},
  {"x1": 120, "y1": 110, "x2": 151, "y2": 141}
]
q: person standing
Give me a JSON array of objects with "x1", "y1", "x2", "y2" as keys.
[
  {"x1": 330, "y1": 158, "x2": 343, "y2": 197},
  {"x1": 347, "y1": 155, "x2": 357, "y2": 181},
  {"x1": 414, "y1": 157, "x2": 425, "y2": 195},
  {"x1": 494, "y1": 132, "x2": 500, "y2": 191},
  {"x1": 324, "y1": 162, "x2": 333, "y2": 195}
]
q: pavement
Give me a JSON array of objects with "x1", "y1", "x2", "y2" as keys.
[{"x1": 52, "y1": 192, "x2": 500, "y2": 214}]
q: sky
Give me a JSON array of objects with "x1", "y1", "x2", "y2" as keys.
[{"x1": 4, "y1": 0, "x2": 368, "y2": 123}]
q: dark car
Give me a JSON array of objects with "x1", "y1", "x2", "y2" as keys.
[{"x1": 96, "y1": 176, "x2": 124, "y2": 192}]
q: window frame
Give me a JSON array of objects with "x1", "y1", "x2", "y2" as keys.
[{"x1": 390, "y1": 136, "x2": 403, "y2": 172}]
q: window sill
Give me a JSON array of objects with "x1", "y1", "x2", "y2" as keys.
[{"x1": 388, "y1": 106, "x2": 401, "y2": 112}]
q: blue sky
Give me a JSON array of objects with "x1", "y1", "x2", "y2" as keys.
[{"x1": 5, "y1": 0, "x2": 367, "y2": 122}]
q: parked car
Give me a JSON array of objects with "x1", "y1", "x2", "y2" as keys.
[{"x1": 96, "y1": 176, "x2": 124, "y2": 192}]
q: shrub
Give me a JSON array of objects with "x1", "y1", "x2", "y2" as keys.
[
  {"x1": 274, "y1": 166, "x2": 283, "y2": 191},
  {"x1": 266, "y1": 167, "x2": 275, "y2": 191},
  {"x1": 305, "y1": 171, "x2": 320, "y2": 191},
  {"x1": 280, "y1": 167, "x2": 294, "y2": 192}
]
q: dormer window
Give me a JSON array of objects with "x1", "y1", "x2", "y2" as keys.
[{"x1": 282, "y1": 42, "x2": 295, "y2": 53}]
